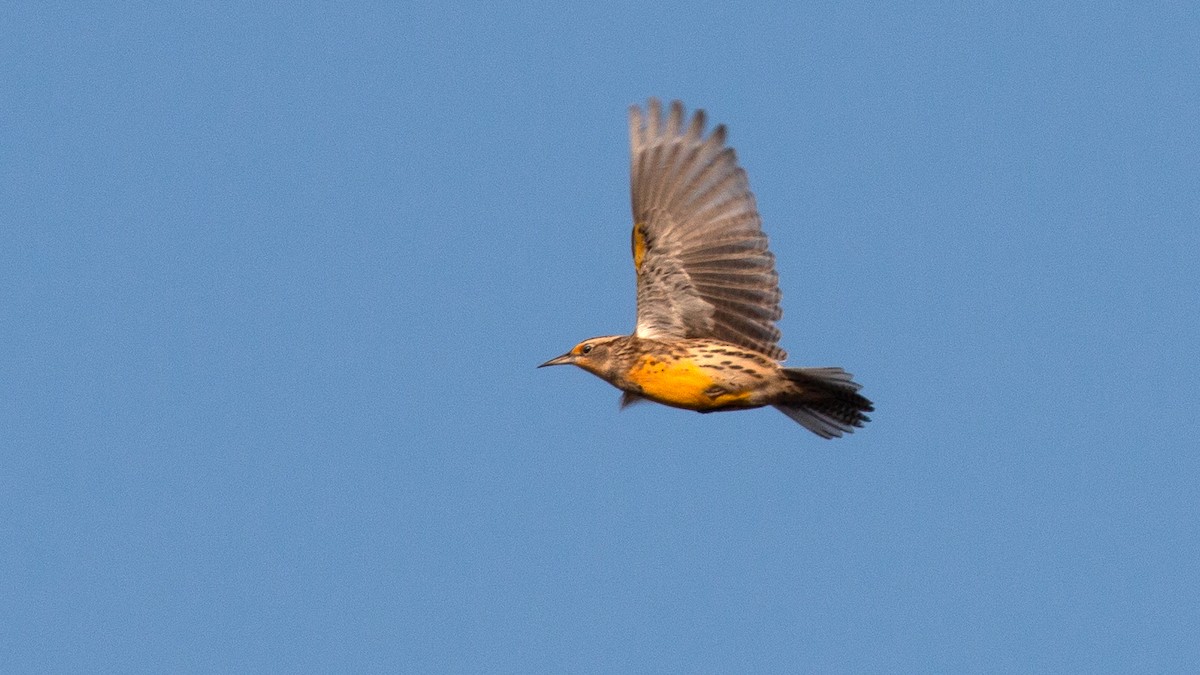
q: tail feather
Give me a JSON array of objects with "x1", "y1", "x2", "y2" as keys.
[{"x1": 773, "y1": 367, "x2": 873, "y2": 439}]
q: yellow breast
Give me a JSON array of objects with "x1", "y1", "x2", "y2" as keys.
[{"x1": 625, "y1": 354, "x2": 752, "y2": 410}]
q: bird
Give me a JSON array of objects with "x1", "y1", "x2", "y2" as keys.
[{"x1": 540, "y1": 99, "x2": 872, "y2": 439}]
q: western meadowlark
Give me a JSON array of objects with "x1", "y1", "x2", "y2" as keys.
[{"x1": 540, "y1": 99, "x2": 872, "y2": 439}]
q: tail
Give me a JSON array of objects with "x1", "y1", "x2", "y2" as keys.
[{"x1": 773, "y1": 367, "x2": 873, "y2": 439}]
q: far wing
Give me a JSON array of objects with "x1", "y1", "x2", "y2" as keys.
[{"x1": 629, "y1": 99, "x2": 786, "y2": 361}]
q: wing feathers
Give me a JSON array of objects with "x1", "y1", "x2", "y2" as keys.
[
  {"x1": 688, "y1": 271, "x2": 779, "y2": 292},
  {"x1": 630, "y1": 99, "x2": 786, "y2": 359}
]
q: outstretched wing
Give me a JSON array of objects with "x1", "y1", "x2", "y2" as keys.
[{"x1": 629, "y1": 99, "x2": 786, "y2": 361}]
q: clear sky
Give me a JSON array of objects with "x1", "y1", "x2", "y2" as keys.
[{"x1": 4, "y1": 3, "x2": 1198, "y2": 672}]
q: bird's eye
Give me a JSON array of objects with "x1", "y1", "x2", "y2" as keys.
[{"x1": 581, "y1": 344, "x2": 593, "y2": 355}]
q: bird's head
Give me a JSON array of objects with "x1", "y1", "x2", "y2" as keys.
[{"x1": 538, "y1": 335, "x2": 626, "y2": 379}]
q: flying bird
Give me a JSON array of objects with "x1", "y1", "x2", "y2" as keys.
[{"x1": 540, "y1": 99, "x2": 872, "y2": 438}]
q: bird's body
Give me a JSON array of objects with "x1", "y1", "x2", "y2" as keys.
[
  {"x1": 553, "y1": 335, "x2": 774, "y2": 411},
  {"x1": 541, "y1": 99, "x2": 872, "y2": 438}
]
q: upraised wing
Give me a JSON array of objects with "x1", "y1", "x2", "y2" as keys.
[{"x1": 629, "y1": 99, "x2": 786, "y2": 361}]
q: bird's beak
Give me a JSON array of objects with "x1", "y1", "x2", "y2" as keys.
[{"x1": 538, "y1": 353, "x2": 575, "y2": 368}]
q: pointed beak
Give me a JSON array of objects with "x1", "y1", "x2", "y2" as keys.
[{"x1": 538, "y1": 353, "x2": 575, "y2": 368}]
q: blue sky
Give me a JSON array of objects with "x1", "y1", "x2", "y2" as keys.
[{"x1": 4, "y1": 3, "x2": 1198, "y2": 672}]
